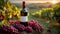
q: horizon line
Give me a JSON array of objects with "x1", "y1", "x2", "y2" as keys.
[{"x1": 10, "y1": 1, "x2": 60, "y2": 3}]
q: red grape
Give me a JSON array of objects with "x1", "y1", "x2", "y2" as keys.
[
  {"x1": 25, "y1": 26, "x2": 33, "y2": 33},
  {"x1": 15, "y1": 24, "x2": 25, "y2": 32},
  {"x1": 15, "y1": 20, "x2": 20, "y2": 24}
]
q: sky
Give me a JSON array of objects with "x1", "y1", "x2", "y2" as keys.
[{"x1": 10, "y1": 0, "x2": 60, "y2": 3}]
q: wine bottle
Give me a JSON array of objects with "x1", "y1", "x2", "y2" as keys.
[{"x1": 20, "y1": 1, "x2": 28, "y2": 26}]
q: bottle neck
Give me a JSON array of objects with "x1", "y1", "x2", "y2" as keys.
[
  {"x1": 22, "y1": 6, "x2": 26, "y2": 9},
  {"x1": 22, "y1": 7, "x2": 28, "y2": 12}
]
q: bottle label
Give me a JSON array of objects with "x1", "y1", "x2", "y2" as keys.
[{"x1": 20, "y1": 16, "x2": 28, "y2": 22}]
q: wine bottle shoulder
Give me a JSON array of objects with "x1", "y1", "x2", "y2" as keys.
[{"x1": 21, "y1": 8, "x2": 28, "y2": 12}]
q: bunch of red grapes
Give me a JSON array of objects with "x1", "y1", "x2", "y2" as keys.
[
  {"x1": 28, "y1": 20, "x2": 44, "y2": 32},
  {"x1": 0, "y1": 24, "x2": 19, "y2": 34},
  {"x1": 10, "y1": 20, "x2": 33, "y2": 33},
  {"x1": 0, "y1": 20, "x2": 44, "y2": 34},
  {"x1": 10, "y1": 20, "x2": 44, "y2": 32}
]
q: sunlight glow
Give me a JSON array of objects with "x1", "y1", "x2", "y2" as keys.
[{"x1": 51, "y1": 0, "x2": 57, "y2": 4}]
